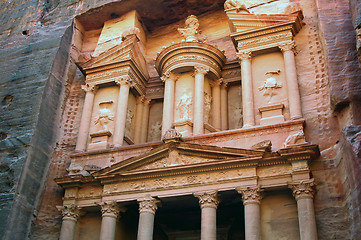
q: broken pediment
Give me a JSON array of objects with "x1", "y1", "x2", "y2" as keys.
[
  {"x1": 93, "y1": 142, "x2": 264, "y2": 178},
  {"x1": 78, "y1": 33, "x2": 149, "y2": 80}
]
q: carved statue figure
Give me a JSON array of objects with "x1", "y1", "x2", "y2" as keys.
[
  {"x1": 204, "y1": 92, "x2": 212, "y2": 123},
  {"x1": 178, "y1": 15, "x2": 200, "y2": 42},
  {"x1": 176, "y1": 94, "x2": 193, "y2": 121},
  {"x1": 224, "y1": 0, "x2": 250, "y2": 13},
  {"x1": 125, "y1": 109, "x2": 134, "y2": 137},
  {"x1": 232, "y1": 105, "x2": 243, "y2": 128},
  {"x1": 258, "y1": 70, "x2": 282, "y2": 103}
]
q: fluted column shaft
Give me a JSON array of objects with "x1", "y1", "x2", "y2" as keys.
[
  {"x1": 211, "y1": 79, "x2": 222, "y2": 130},
  {"x1": 113, "y1": 76, "x2": 133, "y2": 147},
  {"x1": 289, "y1": 180, "x2": 318, "y2": 240},
  {"x1": 220, "y1": 81, "x2": 228, "y2": 130},
  {"x1": 99, "y1": 202, "x2": 121, "y2": 240},
  {"x1": 140, "y1": 99, "x2": 151, "y2": 143},
  {"x1": 194, "y1": 191, "x2": 219, "y2": 240},
  {"x1": 238, "y1": 51, "x2": 255, "y2": 127},
  {"x1": 161, "y1": 71, "x2": 177, "y2": 136},
  {"x1": 237, "y1": 186, "x2": 262, "y2": 240},
  {"x1": 137, "y1": 196, "x2": 159, "y2": 240},
  {"x1": 279, "y1": 41, "x2": 302, "y2": 119},
  {"x1": 194, "y1": 65, "x2": 209, "y2": 135},
  {"x1": 134, "y1": 96, "x2": 145, "y2": 144},
  {"x1": 58, "y1": 205, "x2": 79, "y2": 240},
  {"x1": 75, "y1": 83, "x2": 97, "y2": 152}
]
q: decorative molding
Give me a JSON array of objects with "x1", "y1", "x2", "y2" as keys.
[
  {"x1": 121, "y1": 27, "x2": 140, "y2": 41},
  {"x1": 288, "y1": 179, "x2": 315, "y2": 200},
  {"x1": 138, "y1": 196, "x2": 160, "y2": 214},
  {"x1": 194, "y1": 191, "x2": 219, "y2": 209},
  {"x1": 236, "y1": 186, "x2": 263, "y2": 205},
  {"x1": 57, "y1": 205, "x2": 80, "y2": 221},
  {"x1": 100, "y1": 201, "x2": 122, "y2": 218}
]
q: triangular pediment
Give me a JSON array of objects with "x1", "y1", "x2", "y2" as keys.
[
  {"x1": 227, "y1": 11, "x2": 303, "y2": 35},
  {"x1": 94, "y1": 142, "x2": 264, "y2": 178},
  {"x1": 78, "y1": 34, "x2": 149, "y2": 78}
]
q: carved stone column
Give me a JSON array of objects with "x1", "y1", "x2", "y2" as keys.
[
  {"x1": 220, "y1": 81, "x2": 228, "y2": 130},
  {"x1": 289, "y1": 180, "x2": 318, "y2": 240},
  {"x1": 113, "y1": 76, "x2": 133, "y2": 147},
  {"x1": 140, "y1": 98, "x2": 151, "y2": 143},
  {"x1": 237, "y1": 186, "x2": 262, "y2": 240},
  {"x1": 194, "y1": 191, "x2": 219, "y2": 240},
  {"x1": 137, "y1": 196, "x2": 159, "y2": 240},
  {"x1": 194, "y1": 65, "x2": 209, "y2": 135},
  {"x1": 161, "y1": 71, "x2": 178, "y2": 136},
  {"x1": 75, "y1": 83, "x2": 97, "y2": 152},
  {"x1": 99, "y1": 201, "x2": 121, "y2": 240},
  {"x1": 57, "y1": 205, "x2": 80, "y2": 240},
  {"x1": 238, "y1": 51, "x2": 255, "y2": 127},
  {"x1": 211, "y1": 79, "x2": 222, "y2": 129},
  {"x1": 134, "y1": 95, "x2": 145, "y2": 144},
  {"x1": 279, "y1": 41, "x2": 302, "y2": 119}
]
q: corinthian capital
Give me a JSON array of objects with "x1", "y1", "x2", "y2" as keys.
[
  {"x1": 115, "y1": 76, "x2": 135, "y2": 87},
  {"x1": 236, "y1": 186, "x2": 263, "y2": 205},
  {"x1": 57, "y1": 205, "x2": 80, "y2": 221},
  {"x1": 288, "y1": 179, "x2": 316, "y2": 200},
  {"x1": 194, "y1": 191, "x2": 220, "y2": 209},
  {"x1": 194, "y1": 64, "x2": 210, "y2": 75},
  {"x1": 136, "y1": 95, "x2": 145, "y2": 104},
  {"x1": 210, "y1": 78, "x2": 223, "y2": 87},
  {"x1": 138, "y1": 196, "x2": 160, "y2": 214},
  {"x1": 278, "y1": 41, "x2": 296, "y2": 53},
  {"x1": 237, "y1": 51, "x2": 252, "y2": 61},
  {"x1": 161, "y1": 70, "x2": 180, "y2": 82},
  {"x1": 100, "y1": 201, "x2": 122, "y2": 218},
  {"x1": 81, "y1": 83, "x2": 98, "y2": 93}
]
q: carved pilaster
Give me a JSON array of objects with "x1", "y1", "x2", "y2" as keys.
[
  {"x1": 81, "y1": 83, "x2": 98, "y2": 93},
  {"x1": 57, "y1": 205, "x2": 80, "y2": 221},
  {"x1": 278, "y1": 40, "x2": 296, "y2": 53},
  {"x1": 237, "y1": 51, "x2": 252, "y2": 61},
  {"x1": 138, "y1": 196, "x2": 160, "y2": 215},
  {"x1": 237, "y1": 186, "x2": 263, "y2": 205},
  {"x1": 289, "y1": 179, "x2": 316, "y2": 200},
  {"x1": 115, "y1": 76, "x2": 135, "y2": 87},
  {"x1": 100, "y1": 201, "x2": 122, "y2": 218},
  {"x1": 194, "y1": 191, "x2": 220, "y2": 209},
  {"x1": 194, "y1": 64, "x2": 210, "y2": 75}
]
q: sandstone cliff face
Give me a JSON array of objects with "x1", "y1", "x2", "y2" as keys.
[{"x1": 0, "y1": 0, "x2": 360, "y2": 240}]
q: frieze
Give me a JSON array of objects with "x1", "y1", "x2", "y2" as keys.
[{"x1": 237, "y1": 31, "x2": 292, "y2": 50}]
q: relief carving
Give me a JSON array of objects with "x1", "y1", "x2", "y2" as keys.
[
  {"x1": 148, "y1": 121, "x2": 162, "y2": 142},
  {"x1": 94, "y1": 101, "x2": 114, "y2": 132},
  {"x1": 204, "y1": 92, "x2": 212, "y2": 123},
  {"x1": 284, "y1": 130, "x2": 306, "y2": 147},
  {"x1": 258, "y1": 70, "x2": 282, "y2": 103},
  {"x1": 176, "y1": 94, "x2": 193, "y2": 121}
]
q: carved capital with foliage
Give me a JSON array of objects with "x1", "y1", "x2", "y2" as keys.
[
  {"x1": 278, "y1": 40, "x2": 296, "y2": 53},
  {"x1": 115, "y1": 76, "x2": 135, "y2": 87},
  {"x1": 100, "y1": 201, "x2": 122, "y2": 218},
  {"x1": 161, "y1": 70, "x2": 180, "y2": 82},
  {"x1": 57, "y1": 205, "x2": 80, "y2": 221},
  {"x1": 194, "y1": 191, "x2": 220, "y2": 209},
  {"x1": 237, "y1": 186, "x2": 263, "y2": 205},
  {"x1": 138, "y1": 196, "x2": 160, "y2": 214},
  {"x1": 194, "y1": 64, "x2": 210, "y2": 75},
  {"x1": 237, "y1": 51, "x2": 252, "y2": 61},
  {"x1": 289, "y1": 179, "x2": 316, "y2": 200},
  {"x1": 81, "y1": 83, "x2": 98, "y2": 93}
]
